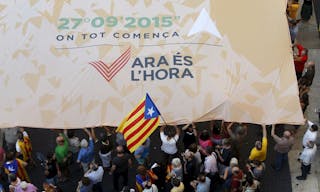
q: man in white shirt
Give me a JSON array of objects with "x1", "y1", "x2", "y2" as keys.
[
  {"x1": 296, "y1": 141, "x2": 317, "y2": 180},
  {"x1": 203, "y1": 147, "x2": 218, "y2": 191},
  {"x1": 85, "y1": 163, "x2": 104, "y2": 192},
  {"x1": 204, "y1": 148, "x2": 218, "y2": 175},
  {"x1": 302, "y1": 120, "x2": 318, "y2": 148}
]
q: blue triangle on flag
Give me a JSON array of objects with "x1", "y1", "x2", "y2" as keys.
[{"x1": 144, "y1": 93, "x2": 161, "y2": 119}]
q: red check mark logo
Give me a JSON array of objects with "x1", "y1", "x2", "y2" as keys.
[{"x1": 89, "y1": 47, "x2": 131, "y2": 82}]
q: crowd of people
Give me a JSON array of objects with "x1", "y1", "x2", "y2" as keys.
[
  {"x1": 0, "y1": 115, "x2": 316, "y2": 192},
  {"x1": 0, "y1": 1, "x2": 316, "y2": 192}
]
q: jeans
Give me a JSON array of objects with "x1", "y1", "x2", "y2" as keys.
[{"x1": 275, "y1": 151, "x2": 288, "y2": 170}]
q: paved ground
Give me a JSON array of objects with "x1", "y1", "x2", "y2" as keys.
[{"x1": 289, "y1": 2, "x2": 320, "y2": 192}]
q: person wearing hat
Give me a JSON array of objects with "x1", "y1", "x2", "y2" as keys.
[{"x1": 77, "y1": 128, "x2": 95, "y2": 173}]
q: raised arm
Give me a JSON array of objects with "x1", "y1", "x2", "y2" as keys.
[
  {"x1": 83, "y1": 128, "x2": 92, "y2": 139},
  {"x1": 262, "y1": 124, "x2": 267, "y2": 138},
  {"x1": 192, "y1": 122, "x2": 197, "y2": 137},
  {"x1": 160, "y1": 125, "x2": 166, "y2": 133},
  {"x1": 173, "y1": 125, "x2": 181, "y2": 136},
  {"x1": 271, "y1": 124, "x2": 281, "y2": 142},
  {"x1": 227, "y1": 122, "x2": 235, "y2": 137}
]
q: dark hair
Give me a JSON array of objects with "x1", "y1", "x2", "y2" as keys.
[
  {"x1": 246, "y1": 174, "x2": 254, "y2": 186},
  {"x1": 311, "y1": 124, "x2": 318, "y2": 131},
  {"x1": 137, "y1": 165, "x2": 147, "y2": 176},
  {"x1": 205, "y1": 146, "x2": 214, "y2": 155},
  {"x1": 164, "y1": 126, "x2": 177, "y2": 138},
  {"x1": 46, "y1": 152, "x2": 54, "y2": 160},
  {"x1": 199, "y1": 130, "x2": 210, "y2": 141},
  {"x1": 17, "y1": 131, "x2": 24, "y2": 140},
  {"x1": 188, "y1": 143, "x2": 198, "y2": 153},
  {"x1": 198, "y1": 172, "x2": 207, "y2": 183},
  {"x1": 6, "y1": 152, "x2": 15, "y2": 161},
  {"x1": 171, "y1": 177, "x2": 181, "y2": 187},
  {"x1": 67, "y1": 130, "x2": 75, "y2": 138},
  {"x1": 8, "y1": 173, "x2": 17, "y2": 182},
  {"x1": 82, "y1": 177, "x2": 91, "y2": 186}
]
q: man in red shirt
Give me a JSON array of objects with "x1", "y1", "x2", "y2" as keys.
[{"x1": 293, "y1": 44, "x2": 308, "y2": 80}]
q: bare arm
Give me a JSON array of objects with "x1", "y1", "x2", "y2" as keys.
[
  {"x1": 83, "y1": 128, "x2": 92, "y2": 139},
  {"x1": 90, "y1": 128, "x2": 97, "y2": 142},
  {"x1": 192, "y1": 122, "x2": 197, "y2": 137},
  {"x1": 271, "y1": 124, "x2": 281, "y2": 141},
  {"x1": 227, "y1": 122, "x2": 235, "y2": 137},
  {"x1": 222, "y1": 167, "x2": 228, "y2": 180},
  {"x1": 174, "y1": 125, "x2": 181, "y2": 136},
  {"x1": 160, "y1": 125, "x2": 166, "y2": 133},
  {"x1": 109, "y1": 165, "x2": 116, "y2": 175},
  {"x1": 181, "y1": 123, "x2": 191, "y2": 130},
  {"x1": 262, "y1": 124, "x2": 267, "y2": 138}
]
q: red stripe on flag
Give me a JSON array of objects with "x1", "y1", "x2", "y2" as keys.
[
  {"x1": 122, "y1": 112, "x2": 145, "y2": 134},
  {"x1": 128, "y1": 101, "x2": 145, "y2": 119},
  {"x1": 127, "y1": 118, "x2": 159, "y2": 150},
  {"x1": 125, "y1": 118, "x2": 151, "y2": 141}
]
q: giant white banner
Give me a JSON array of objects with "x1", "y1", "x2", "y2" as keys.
[{"x1": 0, "y1": 0, "x2": 304, "y2": 128}]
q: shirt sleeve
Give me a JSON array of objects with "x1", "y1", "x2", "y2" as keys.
[
  {"x1": 262, "y1": 137, "x2": 267, "y2": 150},
  {"x1": 160, "y1": 132, "x2": 166, "y2": 141},
  {"x1": 248, "y1": 149, "x2": 254, "y2": 160},
  {"x1": 77, "y1": 151, "x2": 82, "y2": 161},
  {"x1": 16, "y1": 142, "x2": 21, "y2": 153},
  {"x1": 61, "y1": 133, "x2": 69, "y2": 147},
  {"x1": 89, "y1": 138, "x2": 94, "y2": 152},
  {"x1": 22, "y1": 131, "x2": 29, "y2": 138}
]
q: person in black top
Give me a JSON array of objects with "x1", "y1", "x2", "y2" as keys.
[
  {"x1": 182, "y1": 123, "x2": 197, "y2": 150},
  {"x1": 98, "y1": 133, "x2": 113, "y2": 170},
  {"x1": 109, "y1": 145, "x2": 132, "y2": 191},
  {"x1": 44, "y1": 152, "x2": 58, "y2": 185}
]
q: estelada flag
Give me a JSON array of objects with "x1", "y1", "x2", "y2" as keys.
[{"x1": 117, "y1": 93, "x2": 160, "y2": 152}]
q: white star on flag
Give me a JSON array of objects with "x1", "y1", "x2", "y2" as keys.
[{"x1": 147, "y1": 107, "x2": 155, "y2": 117}]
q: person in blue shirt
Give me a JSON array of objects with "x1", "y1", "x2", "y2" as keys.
[
  {"x1": 77, "y1": 128, "x2": 95, "y2": 172},
  {"x1": 134, "y1": 138, "x2": 150, "y2": 165}
]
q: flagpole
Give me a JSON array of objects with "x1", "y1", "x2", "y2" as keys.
[{"x1": 160, "y1": 114, "x2": 168, "y2": 127}]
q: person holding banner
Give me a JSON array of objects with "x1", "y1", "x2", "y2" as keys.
[
  {"x1": 77, "y1": 128, "x2": 95, "y2": 173},
  {"x1": 160, "y1": 125, "x2": 181, "y2": 166},
  {"x1": 54, "y1": 131, "x2": 69, "y2": 182},
  {"x1": 271, "y1": 125, "x2": 294, "y2": 171}
]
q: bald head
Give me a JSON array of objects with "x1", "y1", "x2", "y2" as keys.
[
  {"x1": 306, "y1": 61, "x2": 315, "y2": 68},
  {"x1": 283, "y1": 131, "x2": 291, "y2": 139},
  {"x1": 56, "y1": 135, "x2": 64, "y2": 145}
]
